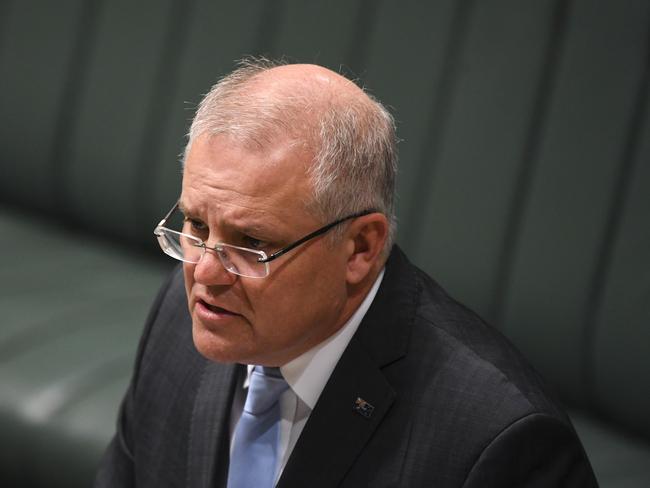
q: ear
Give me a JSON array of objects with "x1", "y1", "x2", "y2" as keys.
[{"x1": 344, "y1": 213, "x2": 389, "y2": 285}]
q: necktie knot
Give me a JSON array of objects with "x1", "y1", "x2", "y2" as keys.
[{"x1": 244, "y1": 366, "x2": 289, "y2": 415}]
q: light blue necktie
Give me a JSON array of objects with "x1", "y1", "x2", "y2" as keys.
[{"x1": 228, "y1": 366, "x2": 289, "y2": 488}]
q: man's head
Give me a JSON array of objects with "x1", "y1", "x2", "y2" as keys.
[{"x1": 179, "y1": 59, "x2": 398, "y2": 366}]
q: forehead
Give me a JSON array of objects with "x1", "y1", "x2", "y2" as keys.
[{"x1": 181, "y1": 134, "x2": 314, "y2": 225}]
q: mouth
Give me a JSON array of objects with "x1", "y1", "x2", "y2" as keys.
[{"x1": 195, "y1": 298, "x2": 241, "y2": 322}]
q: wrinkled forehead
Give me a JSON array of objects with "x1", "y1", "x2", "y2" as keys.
[
  {"x1": 181, "y1": 133, "x2": 316, "y2": 221},
  {"x1": 188, "y1": 130, "x2": 306, "y2": 167}
]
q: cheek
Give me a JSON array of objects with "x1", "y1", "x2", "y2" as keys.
[{"x1": 258, "y1": 258, "x2": 347, "y2": 329}]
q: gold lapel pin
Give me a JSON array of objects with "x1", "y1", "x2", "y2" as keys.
[{"x1": 353, "y1": 397, "x2": 375, "y2": 418}]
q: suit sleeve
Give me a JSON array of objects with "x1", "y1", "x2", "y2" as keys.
[
  {"x1": 93, "y1": 267, "x2": 180, "y2": 488},
  {"x1": 462, "y1": 413, "x2": 599, "y2": 487}
]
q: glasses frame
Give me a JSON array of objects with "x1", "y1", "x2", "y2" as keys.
[{"x1": 153, "y1": 201, "x2": 375, "y2": 277}]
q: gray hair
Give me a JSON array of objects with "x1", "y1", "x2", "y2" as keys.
[{"x1": 186, "y1": 57, "x2": 398, "y2": 254}]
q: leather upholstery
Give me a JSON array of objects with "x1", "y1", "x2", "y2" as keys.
[{"x1": 1, "y1": 1, "x2": 648, "y2": 486}]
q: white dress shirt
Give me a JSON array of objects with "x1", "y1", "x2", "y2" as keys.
[{"x1": 229, "y1": 269, "x2": 385, "y2": 483}]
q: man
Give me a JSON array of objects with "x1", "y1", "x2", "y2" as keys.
[{"x1": 96, "y1": 59, "x2": 598, "y2": 487}]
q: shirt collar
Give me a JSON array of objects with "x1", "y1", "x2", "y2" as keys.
[{"x1": 244, "y1": 269, "x2": 384, "y2": 409}]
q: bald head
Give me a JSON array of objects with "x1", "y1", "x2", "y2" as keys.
[
  {"x1": 187, "y1": 58, "x2": 398, "y2": 254},
  {"x1": 190, "y1": 61, "x2": 373, "y2": 149},
  {"x1": 248, "y1": 63, "x2": 366, "y2": 105}
]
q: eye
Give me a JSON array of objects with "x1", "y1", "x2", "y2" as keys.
[
  {"x1": 184, "y1": 217, "x2": 207, "y2": 234},
  {"x1": 243, "y1": 235, "x2": 267, "y2": 250}
]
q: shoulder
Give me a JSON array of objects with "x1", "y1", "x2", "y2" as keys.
[
  {"x1": 409, "y1": 260, "x2": 567, "y2": 422},
  {"x1": 365, "y1": 248, "x2": 592, "y2": 484},
  {"x1": 376, "y1": 248, "x2": 567, "y2": 421},
  {"x1": 135, "y1": 264, "x2": 203, "y2": 383},
  {"x1": 136, "y1": 265, "x2": 194, "y2": 362}
]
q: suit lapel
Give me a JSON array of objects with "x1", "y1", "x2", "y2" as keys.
[
  {"x1": 277, "y1": 335, "x2": 396, "y2": 488},
  {"x1": 187, "y1": 360, "x2": 241, "y2": 488}
]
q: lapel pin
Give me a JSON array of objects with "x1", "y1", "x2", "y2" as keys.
[{"x1": 353, "y1": 397, "x2": 375, "y2": 418}]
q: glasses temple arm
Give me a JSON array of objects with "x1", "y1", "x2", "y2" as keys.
[
  {"x1": 259, "y1": 209, "x2": 374, "y2": 263},
  {"x1": 157, "y1": 201, "x2": 180, "y2": 228}
]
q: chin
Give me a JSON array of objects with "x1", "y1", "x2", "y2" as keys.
[{"x1": 191, "y1": 320, "x2": 249, "y2": 365}]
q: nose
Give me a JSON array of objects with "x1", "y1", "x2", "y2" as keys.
[{"x1": 192, "y1": 248, "x2": 237, "y2": 286}]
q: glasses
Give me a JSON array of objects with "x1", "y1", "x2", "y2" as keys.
[{"x1": 153, "y1": 202, "x2": 374, "y2": 278}]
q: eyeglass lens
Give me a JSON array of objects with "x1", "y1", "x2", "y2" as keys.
[{"x1": 158, "y1": 230, "x2": 268, "y2": 278}]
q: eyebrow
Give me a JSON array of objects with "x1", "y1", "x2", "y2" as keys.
[
  {"x1": 230, "y1": 219, "x2": 271, "y2": 238},
  {"x1": 177, "y1": 201, "x2": 191, "y2": 216},
  {"x1": 177, "y1": 201, "x2": 273, "y2": 237},
  {"x1": 177, "y1": 201, "x2": 203, "y2": 222}
]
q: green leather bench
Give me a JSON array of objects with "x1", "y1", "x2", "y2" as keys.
[{"x1": 1, "y1": 1, "x2": 648, "y2": 486}]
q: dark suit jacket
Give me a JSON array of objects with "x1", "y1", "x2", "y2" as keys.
[{"x1": 95, "y1": 246, "x2": 598, "y2": 487}]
